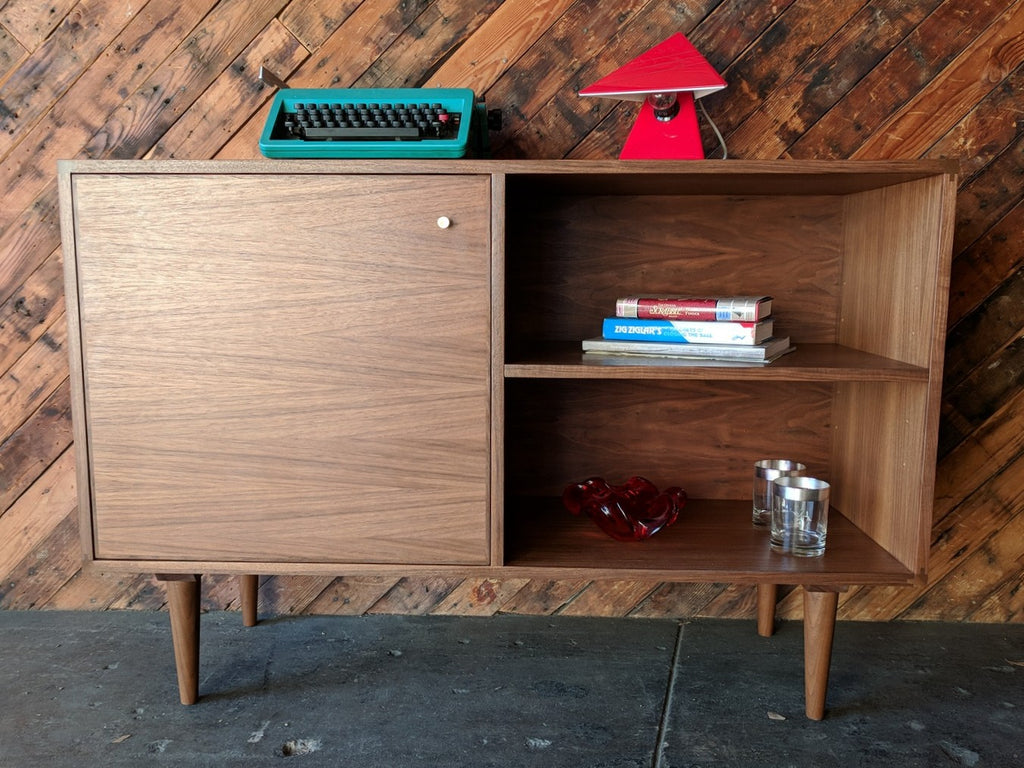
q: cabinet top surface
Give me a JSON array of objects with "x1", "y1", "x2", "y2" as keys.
[
  {"x1": 58, "y1": 157, "x2": 959, "y2": 179},
  {"x1": 59, "y1": 158, "x2": 958, "y2": 198}
]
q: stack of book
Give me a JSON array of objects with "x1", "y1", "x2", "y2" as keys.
[{"x1": 581, "y1": 295, "x2": 795, "y2": 364}]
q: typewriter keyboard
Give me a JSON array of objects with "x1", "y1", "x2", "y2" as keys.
[{"x1": 275, "y1": 101, "x2": 462, "y2": 142}]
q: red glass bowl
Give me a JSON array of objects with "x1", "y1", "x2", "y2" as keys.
[{"x1": 562, "y1": 476, "x2": 687, "y2": 542}]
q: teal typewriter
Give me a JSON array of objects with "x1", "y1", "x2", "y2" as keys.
[{"x1": 259, "y1": 86, "x2": 490, "y2": 159}]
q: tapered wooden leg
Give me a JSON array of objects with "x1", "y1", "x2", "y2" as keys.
[
  {"x1": 159, "y1": 574, "x2": 202, "y2": 705},
  {"x1": 756, "y1": 583, "x2": 777, "y2": 637},
  {"x1": 240, "y1": 575, "x2": 259, "y2": 627},
  {"x1": 803, "y1": 587, "x2": 839, "y2": 720}
]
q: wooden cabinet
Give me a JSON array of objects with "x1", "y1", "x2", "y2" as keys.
[{"x1": 59, "y1": 159, "x2": 957, "y2": 718}]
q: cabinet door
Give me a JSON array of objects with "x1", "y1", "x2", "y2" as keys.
[{"x1": 70, "y1": 173, "x2": 491, "y2": 565}]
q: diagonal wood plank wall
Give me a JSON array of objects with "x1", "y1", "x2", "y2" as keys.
[{"x1": 1, "y1": 0, "x2": 1021, "y2": 624}]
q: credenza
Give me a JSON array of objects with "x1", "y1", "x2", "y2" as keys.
[{"x1": 58, "y1": 158, "x2": 957, "y2": 719}]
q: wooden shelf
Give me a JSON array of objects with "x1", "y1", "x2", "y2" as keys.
[
  {"x1": 504, "y1": 497, "x2": 914, "y2": 585},
  {"x1": 504, "y1": 342, "x2": 929, "y2": 382}
]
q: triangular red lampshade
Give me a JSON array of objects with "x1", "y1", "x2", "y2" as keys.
[{"x1": 580, "y1": 33, "x2": 726, "y2": 159}]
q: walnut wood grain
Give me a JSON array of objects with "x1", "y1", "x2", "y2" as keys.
[{"x1": 67, "y1": 171, "x2": 492, "y2": 565}]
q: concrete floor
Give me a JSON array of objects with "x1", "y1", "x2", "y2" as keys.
[{"x1": 0, "y1": 610, "x2": 1020, "y2": 767}]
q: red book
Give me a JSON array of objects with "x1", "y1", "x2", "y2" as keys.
[{"x1": 615, "y1": 295, "x2": 772, "y2": 322}]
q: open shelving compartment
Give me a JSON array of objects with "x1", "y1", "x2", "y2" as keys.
[{"x1": 498, "y1": 161, "x2": 958, "y2": 589}]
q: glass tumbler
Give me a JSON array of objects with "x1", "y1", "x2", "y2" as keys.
[
  {"x1": 752, "y1": 459, "x2": 806, "y2": 526},
  {"x1": 769, "y1": 475, "x2": 831, "y2": 557}
]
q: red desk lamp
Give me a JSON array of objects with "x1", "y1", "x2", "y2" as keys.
[{"x1": 580, "y1": 33, "x2": 726, "y2": 159}]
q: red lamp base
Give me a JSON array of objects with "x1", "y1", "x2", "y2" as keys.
[{"x1": 620, "y1": 91, "x2": 704, "y2": 160}]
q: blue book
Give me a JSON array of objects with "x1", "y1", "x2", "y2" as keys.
[{"x1": 601, "y1": 317, "x2": 774, "y2": 345}]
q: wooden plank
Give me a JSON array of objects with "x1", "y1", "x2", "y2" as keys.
[
  {"x1": 0, "y1": 0, "x2": 219, "y2": 304},
  {"x1": 216, "y1": 0, "x2": 433, "y2": 158},
  {"x1": 947, "y1": 201, "x2": 1024, "y2": 328},
  {"x1": 81, "y1": 0, "x2": 288, "y2": 160},
  {"x1": 108, "y1": 574, "x2": 171, "y2": 611},
  {"x1": 422, "y1": 0, "x2": 575, "y2": 92},
  {"x1": 852, "y1": 0, "x2": 1024, "y2": 159},
  {"x1": 629, "y1": 582, "x2": 725, "y2": 618},
  {"x1": 0, "y1": 0, "x2": 79, "y2": 51},
  {"x1": 0, "y1": 509, "x2": 79, "y2": 609},
  {"x1": 304, "y1": 576, "x2": 400, "y2": 615},
  {"x1": 557, "y1": 580, "x2": 660, "y2": 617},
  {"x1": 278, "y1": 0, "x2": 363, "y2": 51},
  {"x1": 145, "y1": 18, "x2": 308, "y2": 159},
  {"x1": 356, "y1": 0, "x2": 502, "y2": 89},
  {"x1": 496, "y1": 579, "x2": 588, "y2": 615},
  {"x1": 966, "y1": 565, "x2": 1024, "y2": 622},
  {"x1": 927, "y1": 61, "x2": 1024, "y2": 181},
  {"x1": 248, "y1": 575, "x2": 335, "y2": 615},
  {"x1": 727, "y1": 0, "x2": 944, "y2": 158},
  {"x1": 199, "y1": 573, "x2": 248, "y2": 612},
  {"x1": 688, "y1": 0, "x2": 796, "y2": 68},
  {"x1": 0, "y1": 0, "x2": 144, "y2": 158},
  {"x1": 0, "y1": 448, "x2": 76, "y2": 571},
  {"x1": 485, "y1": 0, "x2": 665, "y2": 153},
  {"x1": 0, "y1": 247, "x2": 64, "y2": 373},
  {"x1": 42, "y1": 568, "x2": 152, "y2": 611},
  {"x1": 940, "y1": 335, "x2": 1024, "y2": 458},
  {"x1": 0, "y1": 188, "x2": 60, "y2": 306},
  {"x1": 292, "y1": 0, "x2": 432, "y2": 87},
  {"x1": 709, "y1": 0, "x2": 861, "y2": 138},
  {"x1": 430, "y1": 577, "x2": 531, "y2": 616},
  {"x1": 933, "y1": 386, "x2": 1024, "y2": 523},
  {"x1": 0, "y1": 0, "x2": 216, "y2": 217},
  {"x1": 949, "y1": 134, "x2": 1024, "y2": 257},
  {"x1": 365, "y1": 576, "x2": 462, "y2": 614},
  {"x1": 0, "y1": 378, "x2": 73, "y2": 513},
  {"x1": 789, "y1": 0, "x2": 1010, "y2": 160},
  {"x1": 0, "y1": 23, "x2": 29, "y2": 84},
  {"x1": 696, "y1": 583, "x2": 760, "y2": 619},
  {"x1": 0, "y1": 316, "x2": 67, "y2": 442},
  {"x1": 943, "y1": 265, "x2": 1024, "y2": 386},
  {"x1": 901, "y1": 510, "x2": 1024, "y2": 621}
]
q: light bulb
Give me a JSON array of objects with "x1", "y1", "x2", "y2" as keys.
[{"x1": 647, "y1": 92, "x2": 680, "y2": 122}]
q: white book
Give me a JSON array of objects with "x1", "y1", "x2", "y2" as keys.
[{"x1": 582, "y1": 335, "x2": 794, "y2": 362}]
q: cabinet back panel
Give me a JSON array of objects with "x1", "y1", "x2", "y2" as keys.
[
  {"x1": 505, "y1": 194, "x2": 844, "y2": 351},
  {"x1": 504, "y1": 379, "x2": 834, "y2": 500},
  {"x1": 69, "y1": 173, "x2": 492, "y2": 565}
]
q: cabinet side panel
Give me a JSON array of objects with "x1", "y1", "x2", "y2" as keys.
[
  {"x1": 831, "y1": 381, "x2": 930, "y2": 575},
  {"x1": 490, "y1": 173, "x2": 506, "y2": 566},
  {"x1": 836, "y1": 174, "x2": 957, "y2": 575},
  {"x1": 73, "y1": 174, "x2": 491, "y2": 565},
  {"x1": 58, "y1": 169, "x2": 97, "y2": 562},
  {"x1": 839, "y1": 177, "x2": 950, "y2": 366}
]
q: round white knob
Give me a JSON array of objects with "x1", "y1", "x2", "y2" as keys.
[{"x1": 437, "y1": 216, "x2": 451, "y2": 229}]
